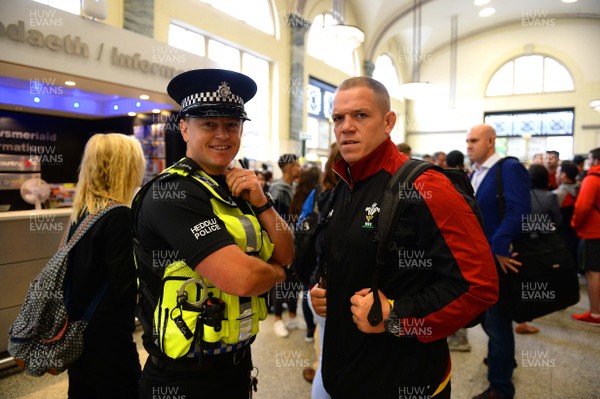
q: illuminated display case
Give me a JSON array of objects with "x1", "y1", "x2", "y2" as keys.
[{"x1": 134, "y1": 123, "x2": 166, "y2": 183}]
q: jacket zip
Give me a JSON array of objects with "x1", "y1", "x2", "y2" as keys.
[{"x1": 346, "y1": 165, "x2": 353, "y2": 203}]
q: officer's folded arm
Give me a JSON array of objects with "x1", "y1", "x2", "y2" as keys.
[
  {"x1": 194, "y1": 244, "x2": 287, "y2": 297},
  {"x1": 227, "y1": 172, "x2": 295, "y2": 267},
  {"x1": 253, "y1": 206, "x2": 295, "y2": 266}
]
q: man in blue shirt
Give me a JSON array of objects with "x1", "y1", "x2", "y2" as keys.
[{"x1": 467, "y1": 124, "x2": 531, "y2": 399}]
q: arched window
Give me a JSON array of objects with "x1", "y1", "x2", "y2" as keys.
[
  {"x1": 307, "y1": 14, "x2": 359, "y2": 76},
  {"x1": 198, "y1": 0, "x2": 275, "y2": 36},
  {"x1": 373, "y1": 54, "x2": 402, "y2": 99},
  {"x1": 486, "y1": 55, "x2": 574, "y2": 96}
]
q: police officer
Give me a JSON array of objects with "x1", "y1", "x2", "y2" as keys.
[{"x1": 133, "y1": 69, "x2": 294, "y2": 398}]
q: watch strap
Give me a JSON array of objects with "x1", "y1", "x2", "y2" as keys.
[
  {"x1": 384, "y1": 300, "x2": 402, "y2": 337},
  {"x1": 252, "y1": 193, "x2": 274, "y2": 215}
]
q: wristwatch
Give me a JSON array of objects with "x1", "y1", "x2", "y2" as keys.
[
  {"x1": 384, "y1": 301, "x2": 402, "y2": 337},
  {"x1": 252, "y1": 193, "x2": 274, "y2": 215}
]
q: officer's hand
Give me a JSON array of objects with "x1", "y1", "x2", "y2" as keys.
[
  {"x1": 350, "y1": 288, "x2": 388, "y2": 334},
  {"x1": 311, "y1": 285, "x2": 327, "y2": 317},
  {"x1": 496, "y1": 253, "x2": 521, "y2": 274},
  {"x1": 225, "y1": 167, "x2": 266, "y2": 206}
]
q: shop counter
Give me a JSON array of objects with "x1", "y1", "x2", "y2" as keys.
[{"x1": 0, "y1": 208, "x2": 72, "y2": 353}]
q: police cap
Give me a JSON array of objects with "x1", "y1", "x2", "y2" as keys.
[{"x1": 167, "y1": 69, "x2": 257, "y2": 121}]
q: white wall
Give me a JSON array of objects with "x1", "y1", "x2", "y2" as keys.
[
  {"x1": 407, "y1": 18, "x2": 600, "y2": 156},
  {"x1": 0, "y1": 0, "x2": 216, "y2": 93}
]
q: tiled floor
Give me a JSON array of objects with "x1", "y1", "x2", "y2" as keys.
[{"x1": 1, "y1": 280, "x2": 599, "y2": 398}]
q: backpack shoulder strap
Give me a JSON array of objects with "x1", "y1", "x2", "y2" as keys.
[
  {"x1": 312, "y1": 185, "x2": 322, "y2": 213},
  {"x1": 310, "y1": 183, "x2": 341, "y2": 284},
  {"x1": 63, "y1": 203, "x2": 127, "y2": 251},
  {"x1": 495, "y1": 156, "x2": 519, "y2": 220},
  {"x1": 312, "y1": 183, "x2": 340, "y2": 239},
  {"x1": 376, "y1": 159, "x2": 437, "y2": 264},
  {"x1": 368, "y1": 159, "x2": 435, "y2": 326}
]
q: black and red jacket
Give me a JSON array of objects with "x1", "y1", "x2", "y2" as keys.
[{"x1": 321, "y1": 138, "x2": 498, "y2": 398}]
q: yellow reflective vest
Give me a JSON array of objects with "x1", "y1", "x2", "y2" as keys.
[{"x1": 148, "y1": 162, "x2": 274, "y2": 359}]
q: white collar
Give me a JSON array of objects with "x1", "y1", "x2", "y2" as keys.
[{"x1": 473, "y1": 152, "x2": 501, "y2": 172}]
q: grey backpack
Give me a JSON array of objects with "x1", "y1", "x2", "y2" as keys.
[{"x1": 8, "y1": 204, "x2": 124, "y2": 376}]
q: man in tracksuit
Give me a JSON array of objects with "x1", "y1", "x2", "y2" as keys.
[
  {"x1": 571, "y1": 147, "x2": 600, "y2": 326},
  {"x1": 310, "y1": 77, "x2": 499, "y2": 399}
]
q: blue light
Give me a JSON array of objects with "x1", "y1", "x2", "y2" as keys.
[
  {"x1": 113, "y1": 104, "x2": 119, "y2": 111},
  {"x1": 74, "y1": 102, "x2": 80, "y2": 108},
  {"x1": 0, "y1": 76, "x2": 177, "y2": 116}
]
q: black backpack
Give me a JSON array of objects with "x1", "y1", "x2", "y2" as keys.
[
  {"x1": 363, "y1": 159, "x2": 487, "y2": 328},
  {"x1": 292, "y1": 187, "x2": 334, "y2": 286},
  {"x1": 291, "y1": 191, "x2": 319, "y2": 285},
  {"x1": 293, "y1": 159, "x2": 486, "y2": 327}
]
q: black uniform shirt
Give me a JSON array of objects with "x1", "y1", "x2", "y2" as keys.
[{"x1": 136, "y1": 176, "x2": 237, "y2": 269}]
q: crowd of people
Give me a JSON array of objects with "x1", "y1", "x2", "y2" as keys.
[
  {"x1": 397, "y1": 134, "x2": 599, "y2": 399},
  {"x1": 52, "y1": 68, "x2": 599, "y2": 399}
]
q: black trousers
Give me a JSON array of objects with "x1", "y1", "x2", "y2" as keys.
[
  {"x1": 139, "y1": 348, "x2": 254, "y2": 399},
  {"x1": 68, "y1": 352, "x2": 140, "y2": 398}
]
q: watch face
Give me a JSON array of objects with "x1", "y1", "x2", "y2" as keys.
[{"x1": 385, "y1": 317, "x2": 401, "y2": 335}]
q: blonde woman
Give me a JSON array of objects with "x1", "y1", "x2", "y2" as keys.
[{"x1": 66, "y1": 133, "x2": 145, "y2": 399}]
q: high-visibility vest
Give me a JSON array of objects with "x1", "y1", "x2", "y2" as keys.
[{"x1": 138, "y1": 161, "x2": 274, "y2": 359}]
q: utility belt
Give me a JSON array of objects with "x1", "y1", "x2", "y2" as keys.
[
  {"x1": 149, "y1": 344, "x2": 252, "y2": 371},
  {"x1": 155, "y1": 261, "x2": 267, "y2": 360}
]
